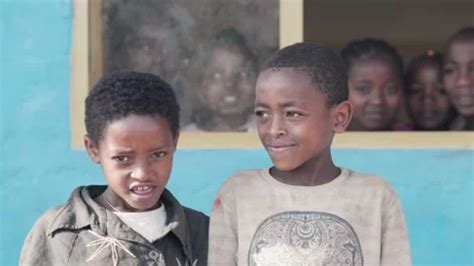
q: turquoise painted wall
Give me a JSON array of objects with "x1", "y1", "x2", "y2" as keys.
[{"x1": 1, "y1": 1, "x2": 473, "y2": 265}]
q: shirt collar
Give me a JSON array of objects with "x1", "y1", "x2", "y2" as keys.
[{"x1": 47, "y1": 186, "x2": 107, "y2": 236}]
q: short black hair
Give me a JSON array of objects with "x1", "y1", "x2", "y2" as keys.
[
  {"x1": 85, "y1": 71, "x2": 180, "y2": 144},
  {"x1": 444, "y1": 26, "x2": 474, "y2": 54},
  {"x1": 341, "y1": 38, "x2": 404, "y2": 80},
  {"x1": 405, "y1": 50, "x2": 443, "y2": 88},
  {"x1": 214, "y1": 27, "x2": 257, "y2": 65},
  {"x1": 261, "y1": 42, "x2": 348, "y2": 106},
  {"x1": 198, "y1": 27, "x2": 258, "y2": 73}
]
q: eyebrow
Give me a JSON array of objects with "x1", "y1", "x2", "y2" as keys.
[
  {"x1": 443, "y1": 60, "x2": 457, "y2": 65},
  {"x1": 353, "y1": 79, "x2": 372, "y2": 84},
  {"x1": 109, "y1": 146, "x2": 167, "y2": 154},
  {"x1": 255, "y1": 101, "x2": 304, "y2": 108},
  {"x1": 109, "y1": 148, "x2": 133, "y2": 154}
]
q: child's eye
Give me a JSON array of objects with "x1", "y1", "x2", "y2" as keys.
[
  {"x1": 285, "y1": 111, "x2": 303, "y2": 117},
  {"x1": 469, "y1": 64, "x2": 474, "y2": 75},
  {"x1": 355, "y1": 86, "x2": 370, "y2": 95},
  {"x1": 443, "y1": 65, "x2": 456, "y2": 75},
  {"x1": 152, "y1": 151, "x2": 167, "y2": 159},
  {"x1": 112, "y1": 156, "x2": 129, "y2": 162},
  {"x1": 254, "y1": 110, "x2": 268, "y2": 118},
  {"x1": 385, "y1": 84, "x2": 399, "y2": 95}
]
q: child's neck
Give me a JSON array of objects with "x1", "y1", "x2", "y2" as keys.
[
  {"x1": 97, "y1": 188, "x2": 161, "y2": 212},
  {"x1": 271, "y1": 155, "x2": 340, "y2": 186}
]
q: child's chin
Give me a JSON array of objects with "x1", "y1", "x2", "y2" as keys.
[{"x1": 272, "y1": 162, "x2": 299, "y2": 172}]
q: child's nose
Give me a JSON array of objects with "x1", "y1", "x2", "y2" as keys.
[
  {"x1": 456, "y1": 68, "x2": 473, "y2": 87},
  {"x1": 224, "y1": 79, "x2": 234, "y2": 88},
  {"x1": 269, "y1": 116, "x2": 286, "y2": 137},
  {"x1": 369, "y1": 90, "x2": 384, "y2": 105},
  {"x1": 130, "y1": 162, "x2": 151, "y2": 181},
  {"x1": 223, "y1": 75, "x2": 239, "y2": 89}
]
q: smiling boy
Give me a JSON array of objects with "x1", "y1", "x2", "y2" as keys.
[
  {"x1": 20, "y1": 72, "x2": 208, "y2": 265},
  {"x1": 208, "y1": 43, "x2": 411, "y2": 265}
]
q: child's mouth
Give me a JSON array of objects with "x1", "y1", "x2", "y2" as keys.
[
  {"x1": 130, "y1": 185, "x2": 154, "y2": 196},
  {"x1": 266, "y1": 144, "x2": 298, "y2": 155}
]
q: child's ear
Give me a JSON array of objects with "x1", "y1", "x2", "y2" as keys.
[
  {"x1": 332, "y1": 100, "x2": 353, "y2": 133},
  {"x1": 84, "y1": 135, "x2": 100, "y2": 164}
]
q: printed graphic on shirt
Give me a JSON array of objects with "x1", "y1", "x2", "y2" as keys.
[
  {"x1": 248, "y1": 211, "x2": 363, "y2": 266},
  {"x1": 135, "y1": 250, "x2": 165, "y2": 265}
]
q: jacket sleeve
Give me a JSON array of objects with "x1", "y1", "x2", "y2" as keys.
[
  {"x1": 381, "y1": 187, "x2": 412, "y2": 266},
  {"x1": 19, "y1": 207, "x2": 70, "y2": 266},
  {"x1": 208, "y1": 179, "x2": 238, "y2": 266}
]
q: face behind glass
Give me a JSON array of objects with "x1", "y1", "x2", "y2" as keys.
[
  {"x1": 443, "y1": 39, "x2": 474, "y2": 117},
  {"x1": 200, "y1": 46, "x2": 256, "y2": 119},
  {"x1": 87, "y1": 114, "x2": 177, "y2": 212},
  {"x1": 348, "y1": 59, "x2": 402, "y2": 130},
  {"x1": 406, "y1": 62, "x2": 454, "y2": 130},
  {"x1": 126, "y1": 24, "x2": 182, "y2": 80},
  {"x1": 254, "y1": 68, "x2": 335, "y2": 174}
]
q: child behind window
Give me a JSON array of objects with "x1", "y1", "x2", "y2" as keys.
[
  {"x1": 404, "y1": 51, "x2": 456, "y2": 130},
  {"x1": 341, "y1": 38, "x2": 407, "y2": 131},
  {"x1": 184, "y1": 27, "x2": 258, "y2": 132}
]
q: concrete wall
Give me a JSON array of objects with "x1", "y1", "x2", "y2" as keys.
[{"x1": 1, "y1": 1, "x2": 473, "y2": 265}]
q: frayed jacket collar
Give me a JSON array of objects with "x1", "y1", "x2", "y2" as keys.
[{"x1": 46, "y1": 186, "x2": 193, "y2": 259}]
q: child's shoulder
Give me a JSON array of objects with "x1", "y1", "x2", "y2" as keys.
[
  {"x1": 162, "y1": 188, "x2": 209, "y2": 225},
  {"x1": 30, "y1": 186, "x2": 96, "y2": 235},
  {"x1": 182, "y1": 206, "x2": 209, "y2": 239},
  {"x1": 32, "y1": 204, "x2": 66, "y2": 228},
  {"x1": 345, "y1": 168, "x2": 397, "y2": 193},
  {"x1": 344, "y1": 169, "x2": 401, "y2": 205},
  {"x1": 229, "y1": 168, "x2": 265, "y2": 179},
  {"x1": 182, "y1": 206, "x2": 209, "y2": 223},
  {"x1": 213, "y1": 169, "x2": 266, "y2": 196},
  {"x1": 225, "y1": 169, "x2": 266, "y2": 186}
]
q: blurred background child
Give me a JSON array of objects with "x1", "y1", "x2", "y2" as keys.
[
  {"x1": 442, "y1": 27, "x2": 474, "y2": 130},
  {"x1": 184, "y1": 28, "x2": 258, "y2": 132},
  {"x1": 103, "y1": 3, "x2": 193, "y2": 126},
  {"x1": 404, "y1": 51, "x2": 457, "y2": 130},
  {"x1": 341, "y1": 38, "x2": 406, "y2": 131}
]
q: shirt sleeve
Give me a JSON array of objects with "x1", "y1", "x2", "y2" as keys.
[
  {"x1": 208, "y1": 179, "x2": 238, "y2": 266},
  {"x1": 381, "y1": 187, "x2": 412, "y2": 266}
]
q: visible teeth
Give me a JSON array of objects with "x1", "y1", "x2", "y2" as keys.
[{"x1": 134, "y1": 186, "x2": 150, "y2": 192}]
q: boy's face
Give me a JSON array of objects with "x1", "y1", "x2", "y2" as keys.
[
  {"x1": 443, "y1": 39, "x2": 474, "y2": 117},
  {"x1": 406, "y1": 62, "x2": 453, "y2": 129},
  {"x1": 254, "y1": 68, "x2": 338, "y2": 172},
  {"x1": 85, "y1": 114, "x2": 178, "y2": 212},
  {"x1": 200, "y1": 46, "x2": 256, "y2": 117},
  {"x1": 348, "y1": 59, "x2": 401, "y2": 130}
]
